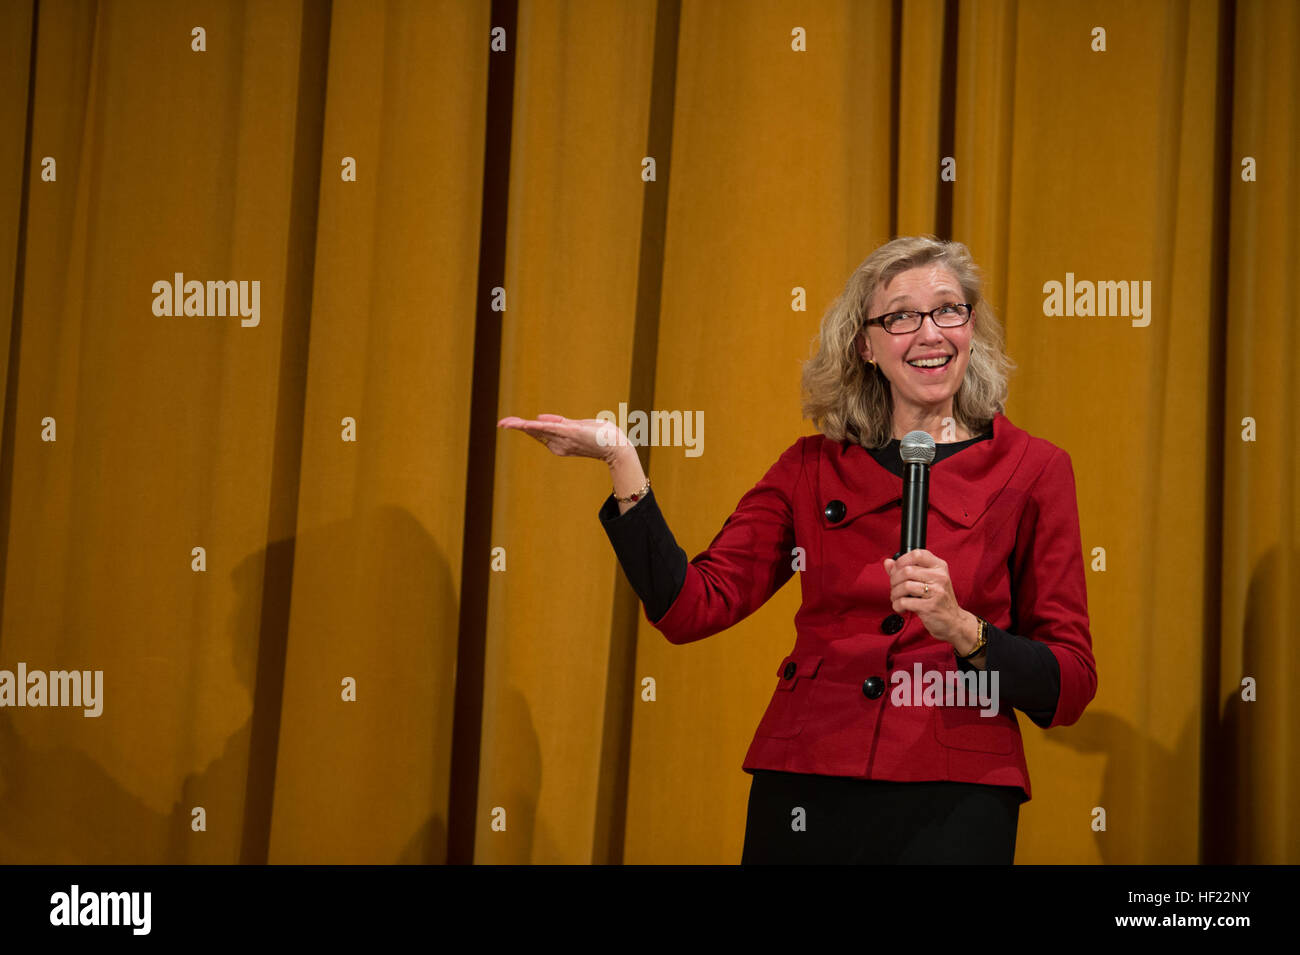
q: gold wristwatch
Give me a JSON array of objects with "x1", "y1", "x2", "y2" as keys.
[{"x1": 958, "y1": 615, "x2": 988, "y2": 660}]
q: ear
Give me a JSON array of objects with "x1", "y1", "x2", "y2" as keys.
[{"x1": 856, "y1": 328, "x2": 872, "y2": 362}]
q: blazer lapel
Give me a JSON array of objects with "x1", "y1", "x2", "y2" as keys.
[
  {"x1": 816, "y1": 413, "x2": 1030, "y2": 530},
  {"x1": 928, "y1": 413, "x2": 1030, "y2": 528}
]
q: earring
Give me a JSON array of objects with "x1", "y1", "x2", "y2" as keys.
[{"x1": 865, "y1": 356, "x2": 876, "y2": 370}]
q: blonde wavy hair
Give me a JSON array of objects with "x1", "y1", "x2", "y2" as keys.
[{"x1": 801, "y1": 235, "x2": 1015, "y2": 449}]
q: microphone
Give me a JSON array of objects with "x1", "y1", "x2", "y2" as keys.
[{"x1": 895, "y1": 430, "x2": 936, "y2": 559}]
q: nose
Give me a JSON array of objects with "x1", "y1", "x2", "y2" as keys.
[{"x1": 915, "y1": 313, "x2": 947, "y2": 341}]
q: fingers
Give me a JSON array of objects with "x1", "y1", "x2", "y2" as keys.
[
  {"x1": 496, "y1": 418, "x2": 561, "y2": 451},
  {"x1": 885, "y1": 557, "x2": 934, "y2": 584},
  {"x1": 497, "y1": 413, "x2": 565, "y2": 428},
  {"x1": 893, "y1": 548, "x2": 938, "y2": 568},
  {"x1": 885, "y1": 562, "x2": 955, "y2": 610},
  {"x1": 508, "y1": 422, "x2": 555, "y2": 439},
  {"x1": 497, "y1": 416, "x2": 562, "y2": 441},
  {"x1": 498, "y1": 416, "x2": 553, "y2": 435},
  {"x1": 891, "y1": 550, "x2": 949, "y2": 583},
  {"x1": 890, "y1": 575, "x2": 936, "y2": 603},
  {"x1": 498, "y1": 414, "x2": 631, "y2": 461},
  {"x1": 885, "y1": 553, "x2": 959, "y2": 620},
  {"x1": 893, "y1": 595, "x2": 928, "y2": 615},
  {"x1": 499, "y1": 413, "x2": 614, "y2": 459}
]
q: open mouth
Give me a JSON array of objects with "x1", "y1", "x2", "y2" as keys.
[{"x1": 906, "y1": 355, "x2": 952, "y2": 371}]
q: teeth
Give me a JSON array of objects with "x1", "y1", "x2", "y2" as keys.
[{"x1": 908, "y1": 356, "x2": 951, "y2": 368}]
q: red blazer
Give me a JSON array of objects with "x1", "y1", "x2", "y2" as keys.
[{"x1": 647, "y1": 412, "x2": 1097, "y2": 800}]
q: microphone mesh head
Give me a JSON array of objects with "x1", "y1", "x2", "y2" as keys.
[{"x1": 900, "y1": 430, "x2": 936, "y2": 464}]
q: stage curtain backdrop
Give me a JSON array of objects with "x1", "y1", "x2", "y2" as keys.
[{"x1": 0, "y1": 0, "x2": 1294, "y2": 864}]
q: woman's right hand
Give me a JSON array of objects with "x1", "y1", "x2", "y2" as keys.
[{"x1": 497, "y1": 413, "x2": 633, "y2": 465}]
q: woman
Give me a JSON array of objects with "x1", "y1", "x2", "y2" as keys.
[{"x1": 498, "y1": 235, "x2": 1097, "y2": 864}]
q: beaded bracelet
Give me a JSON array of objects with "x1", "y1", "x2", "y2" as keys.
[{"x1": 614, "y1": 478, "x2": 651, "y2": 503}]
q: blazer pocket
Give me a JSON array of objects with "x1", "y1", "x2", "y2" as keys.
[
  {"x1": 932, "y1": 694, "x2": 1017, "y2": 754},
  {"x1": 754, "y1": 652, "x2": 824, "y2": 739}
]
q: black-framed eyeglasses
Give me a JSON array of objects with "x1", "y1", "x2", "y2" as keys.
[{"x1": 863, "y1": 303, "x2": 973, "y2": 335}]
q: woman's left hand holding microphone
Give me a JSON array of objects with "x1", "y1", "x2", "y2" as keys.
[{"x1": 884, "y1": 549, "x2": 984, "y2": 662}]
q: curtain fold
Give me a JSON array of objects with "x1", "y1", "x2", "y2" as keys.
[
  {"x1": 477, "y1": 0, "x2": 657, "y2": 864},
  {"x1": 266, "y1": 0, "x2": 487, "y2": 864},
  {"x1": 1210, "y1": 0, "x2": 1299, "y2": 864}
]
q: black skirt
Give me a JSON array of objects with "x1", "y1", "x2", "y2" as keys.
[{"x1": 741, "y1": 769, "x2": 1024, "y2": 864}]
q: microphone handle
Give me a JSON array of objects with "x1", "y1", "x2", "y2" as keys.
[{"x1": 895, "y1": 461, "x2": 930, "y2": 559}]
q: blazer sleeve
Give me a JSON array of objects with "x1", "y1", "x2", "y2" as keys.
[
  {"x1": 1011, "y1": 447, "x2": 1098, "y2": 727},
  {"x1": 642, "y1": 436, "x2": 804, "y2": 645}
]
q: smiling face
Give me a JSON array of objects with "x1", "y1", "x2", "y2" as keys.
[{"x1": 856, "y1": 263, "x2": 974, "y2": 424}]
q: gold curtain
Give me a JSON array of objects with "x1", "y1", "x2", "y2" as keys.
[{"x1": 0, "y1": 0, "x2": 1294, "y2": 865}]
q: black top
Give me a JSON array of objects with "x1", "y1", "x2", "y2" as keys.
[{"x1": 597, "y1": 431, "x2": 1062, "y2": 727}]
